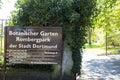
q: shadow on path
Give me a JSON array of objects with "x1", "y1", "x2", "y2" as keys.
[{"x1": 80, "y1": 49, "x2": 120, "y2": 80}]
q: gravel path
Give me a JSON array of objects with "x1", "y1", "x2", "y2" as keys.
[{"x1": 80, "y1": 49, "x2": 120, "y2": 80}]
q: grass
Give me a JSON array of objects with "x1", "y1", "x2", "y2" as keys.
[
  {"x1": 0, "y1": 37, "x2": 4, "y2": 67},
  {"x1": 85, "y1": 43, "x2": 120, "y2": 55},
  {"x1": 0, "y1": 56, "x2": 4, "y2": 67},
  {"x1": 0, "y1": 37, "x2": 4, "y2": 55},
  {"x1": 107, "y1": 46, "x2": 120, "y2": 50},
  {"x1": 85, "y1": 44, "x2": 104, "y2": 49}
]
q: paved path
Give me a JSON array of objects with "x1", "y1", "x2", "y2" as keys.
[{"x1": 80, "y1": 49, "x2": 120, "y2": 80}]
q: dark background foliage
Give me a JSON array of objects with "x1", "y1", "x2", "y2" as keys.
[{"x1": 12, "y1": 0, "x2": 96, "y2": 75}]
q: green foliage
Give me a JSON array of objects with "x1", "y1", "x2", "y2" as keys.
[
  {"x1": 0, "y1": 56, "x2": 4, "y2": 67},
  {"x1": 93, "y1": 0, "x2": 118, "y2": 29},
  {"x1": 0, "y1": 1, "x2": 2, "y2": 9},
  {"x1": 107, "y1": 28, "x2": 120, "y2": 46},
  {"x1": 12, "y1": 0, "x2": 96, "y2": 75},
  {"x1": 91, "y1": 0, "x2": 120, "y2": 46},
  {"x1": 85, "y1": 44, "x2": 104, "y2": 49}
]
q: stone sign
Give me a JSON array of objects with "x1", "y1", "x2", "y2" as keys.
[{"x1": 5, "y1": 26, "x2": 62, "y2": 64}]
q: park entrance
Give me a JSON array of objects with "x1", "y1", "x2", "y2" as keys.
[
  {"x1": 3, "y1": 26, "x2": 62, "y2": 80},
  {"x1": 5, "y1": 26, "x2": 62, "y2": 65}
]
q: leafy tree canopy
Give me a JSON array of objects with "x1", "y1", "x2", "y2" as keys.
[
  {"x1": 91, "y1": 0, "x2": 120, "y2": 46},
  {"x1": 93, "y1": 0, "x2": 119, "y2": 29}
]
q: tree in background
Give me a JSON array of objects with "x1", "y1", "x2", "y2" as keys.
[
  {"x1": 92, "y1": 0, "x2": 120, "y2": 47},
  {"x1": 0, "y1": 0, "x2": 2, "y2": 8},
  {"x1": 12, "y1": 0, "x2": 96, "y2": 77}
]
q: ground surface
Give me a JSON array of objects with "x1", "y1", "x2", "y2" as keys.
[{"x1": 80, "y1": 49, "x2": 120, "y2": 80}]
